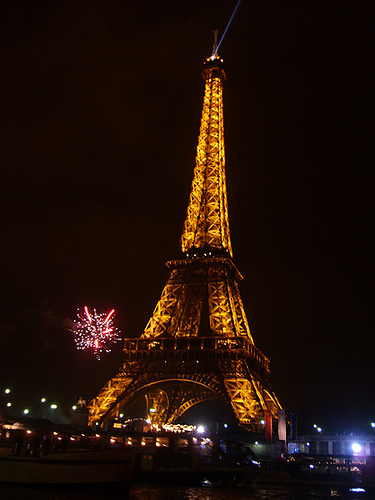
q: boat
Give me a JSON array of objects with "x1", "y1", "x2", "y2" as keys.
[
  {"x1": 0, "y1": 425, "x2": 134, "y2": 485},
  {"x1": 287, "y1": 454, "x2": 364, "y2": 483},
  {"x1": 115, "y1": 429, "x2": 259, "y2": 486},
  {"x1": 0, "y1": 448, "x2": 134, "y2": 485},
  {"x1": 255, "y1": 453, "x2": 375, "y2": 491}
]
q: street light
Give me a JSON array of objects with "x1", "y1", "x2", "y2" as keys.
[
  {"x1": 352, "y1": 443, "x2": 361, "y2": 454},
  {"x1": 40, "y1": 397, "x2": 47, "y2": 418},
  {"x1": 5, "y1": 388, "x2": 11, "y2": 395},
  {"x1": 24, "y1": 409, "x2": 29, "y2": 415},
  {"x1": 50, "y1": 404, "x2": 57, "y2": 410}
]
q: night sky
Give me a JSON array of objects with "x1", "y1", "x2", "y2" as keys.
[{"x1": 1, "y1": 1, "x2": 374, "y2": 434}]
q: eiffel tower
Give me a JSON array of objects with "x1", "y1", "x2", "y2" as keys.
[{"x1": 88, "y1": 46, "x2": 282, "y2": 431}]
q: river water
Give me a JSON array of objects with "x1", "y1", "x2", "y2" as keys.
[{"x1": 0, "y1": 482, "x2": 372, "y2": 500}]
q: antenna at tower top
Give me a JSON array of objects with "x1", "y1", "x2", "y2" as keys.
[{"x1": 212, "y1": 29, "x2": 219, "y2": 57}]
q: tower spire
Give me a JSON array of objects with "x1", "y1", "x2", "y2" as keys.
[
  {"x1": 212, "y1": 29, "x2": 219, "y2": 57},
  {"x1": 180, "y1": 51, "x2": 232, "y2": 258}
]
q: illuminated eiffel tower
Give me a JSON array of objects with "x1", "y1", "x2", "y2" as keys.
[{"x1": 88, "y1": 47, "x2": 282, "y2": 431}]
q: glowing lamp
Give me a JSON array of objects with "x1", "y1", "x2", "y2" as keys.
[
  {"x1": 41, "y1": 398, "x2": 46, "y2": 403},
  {"x1": 352, "y1": 443, "x2": 361, "y2": 454},
  {"x1": 5, "y1": 388, "x2": 10, "y2": 394},
  {"x1": 197, "y1": 425, "x2": 205, "y2": 434},
  {"x1": 24, "y1": 409, "x2": 29, "y2": 414},
  {"x1": 50, "y1": 404, "x2": 57, "y2": 409}
]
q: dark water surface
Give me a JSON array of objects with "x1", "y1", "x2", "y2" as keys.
[{"x1": 0, "y1": 483, "x2": 372, "y2": 500}]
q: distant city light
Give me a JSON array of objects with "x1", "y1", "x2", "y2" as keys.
[
  {"x1": 5, "y1": 388, "x2": 10, "y2": 394},
  {"x1": 255, "y1": 441, "x2": 259, "y2": 446},
  {"x1": 24, "y1": 409, "x2": 29, "y2": 414},
  {"x1": 371, "y1": 422, "x2": 375, "y2": 428},
  {"x1": 317, "y1": 427, "x2": 322, "y2": 433},
  {"x1": 50, "y1": 404, "x2": 57, "y2": 409},
  {"x1": 41, "y1": 397, "x2": 46, "y2": 403},
  {"x1": 223, "y1": 423, "x2": 228, "y2": 428},
  {"x1": 6, "y1": 402, "x2": 11, "y2": 407},
  {"x1": 162, "y1": 424, "x2": 195, "y2": 433},
  {"x1": 313, "y1": 424, "x2": 317, "y2": 429},
  {"x1": 72, "y1": 405, "x2": 77, "y2": 411},
  {"x1": 352, "y1": 443, "x2": 361, "y2": 454},
  {"x1": 197, "y1": 425, "x2": 205, "y2": 434}
]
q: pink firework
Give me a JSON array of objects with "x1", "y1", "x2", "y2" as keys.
[{"x1": 72, "y1": 306, "x2": 121, "y2": 359}]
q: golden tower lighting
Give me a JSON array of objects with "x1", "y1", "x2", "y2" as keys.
[{"x1": 88, "y1": 49, "x2": 282, "y2": 431}]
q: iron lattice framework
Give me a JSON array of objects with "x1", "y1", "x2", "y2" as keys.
[
  {"x1": 88, "y1": 54, "x2": 281, "y2": 430},
  {"x1": 180, "y1": 57, "x2": 232, "y2": 257}
]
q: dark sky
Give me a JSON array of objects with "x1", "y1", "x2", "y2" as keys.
[{"x1": 1, "y1": 1, "x2": 374, "y2": 433}]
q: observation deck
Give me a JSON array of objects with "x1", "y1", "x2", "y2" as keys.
[{"x1": 122, "y1": 336, "x2": 270, "y2": 378}]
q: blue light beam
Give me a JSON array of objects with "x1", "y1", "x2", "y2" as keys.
[{"x1": 214, "y1": 0, "x2": 242, "y2": 57}]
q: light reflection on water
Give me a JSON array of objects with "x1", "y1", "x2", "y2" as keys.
[
  {"x1": 0, "y1": 483, "x2": 371, "y2": 500},
  {"x1": 129, "y1": 483, "x2": 371, "y2": 500}
]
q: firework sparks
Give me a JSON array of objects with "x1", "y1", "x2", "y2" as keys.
[{"x1": 72, "y1": 307, "x2": 121, "y2": 359}]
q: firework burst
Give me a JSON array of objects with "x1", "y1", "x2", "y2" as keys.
[{"x1": 72, "y1": 306, "x2": 121, "y2": 359}]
